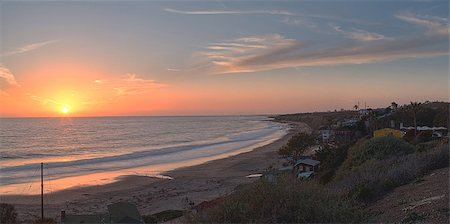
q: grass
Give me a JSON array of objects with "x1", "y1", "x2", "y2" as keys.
[
  {"x1": 333, "y1": 141, "x2": 448, "y2": 202},
  {"x1": 335, "y1": 136, "x2": 417, "y2": 180},
  {"x1": 190, "y1": 136, "x2": 448, "y2": 223},
  {"x1": 192, "y1": 175, "x2": 363, "y2": 223}
]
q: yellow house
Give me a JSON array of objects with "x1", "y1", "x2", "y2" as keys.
[{"x1": 373, "y1": 128, "x2": 403, "y2": 138}]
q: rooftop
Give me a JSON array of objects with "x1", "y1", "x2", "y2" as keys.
[{"x1": 295, "y1": 158, "x2": 320, "y2": 167}]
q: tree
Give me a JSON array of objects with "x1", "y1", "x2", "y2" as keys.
[
  {"x1": 278, "y1": 133, "x2": 316, "y2": 160},
  {"x1": 353, "y1": 105, "x2": 359, "y2": 111},
  {"x1": 408, "y1": 102, "x2": 422, "y2": 137},
  {"x1": 391, "y1": 102, "x2": 398, "y2": 110}
]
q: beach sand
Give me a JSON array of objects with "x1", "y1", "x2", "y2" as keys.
[{"x1": 1, "y1": 122, "x2": 311, "y2": 223}]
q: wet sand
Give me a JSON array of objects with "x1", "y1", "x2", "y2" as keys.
[{"x1": 0, "y1": 122, "x2": 311, "y2": 223}]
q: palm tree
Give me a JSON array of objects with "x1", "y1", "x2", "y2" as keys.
[
  {"x1": 353, "y1": 104, "x2": 359, "y2": 111},
  {"x1": 408, "y1": 102, "x2": 422, "y2": 137}
]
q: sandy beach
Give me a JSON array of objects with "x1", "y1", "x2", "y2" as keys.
[{"x1": 1, "y1": 122, "x2": 311, "y2": 222}]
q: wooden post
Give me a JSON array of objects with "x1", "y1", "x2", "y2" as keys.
[{"x1": 41, "y1": 162, "x2": 44, "y2": 222}]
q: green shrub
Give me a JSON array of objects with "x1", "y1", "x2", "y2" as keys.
[
  {"x1": 193, "y1": 176, "x2": 362, "y2": 223},
  {"x1": 314, "y1": 144, "x2": 349, "y2": 183},
  {"x1": 334, "y1": 143, "x2": 448, "y2": 202},
  {"x1": 278, "y1": 133, "x2": 316, "y2": 160},
  {"x1": 0, "y1": 203, "x2": 17, "y2": 224},
  {"x1": 335, "y1": 137, "x2": 416, "y2": 179}
]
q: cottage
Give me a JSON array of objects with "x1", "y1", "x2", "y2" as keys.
[
  {"x1": 373, "y1": 128, "x2": 403, "y2": 138},
  {"x1": 294, "y1": 158, "x2": 320, "y2": 173}
]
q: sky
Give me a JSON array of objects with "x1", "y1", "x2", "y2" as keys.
[{"x1": 0, "y1": 0, "x2": 448, "y2": 117}]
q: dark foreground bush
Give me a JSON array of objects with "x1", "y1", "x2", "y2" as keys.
[
  {"x1": 314, "y1": 144, "x2": 350, "y2": 183},
  {"x1": 192, "y1": 176, "x2": 362, "y2": 223},
  {"x1": 32, "y1": 217, "x2": 56, "y2": 224},
  {"x1": 0, "y1": 203, "x2": 17, "y2": 224},
  {"x1": 143, "y1": 210, "x2": 184, "y2": 223},
  {"x1": 333, "y1": 143, "x2": 449, "y2": 202}
]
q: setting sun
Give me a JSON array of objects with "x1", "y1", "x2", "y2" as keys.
[{"x1": 61, "y1": 106, "x2": 70, "y2": 114}]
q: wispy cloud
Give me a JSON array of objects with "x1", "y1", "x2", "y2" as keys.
[
  {"x1": 165, "y1": 8, "x2": 377, "y2": 26},
  {"x1": 27, "y1": 94, "x2": 58, "y2": 106},
  {"x1": 164, "y1": 8, "x2": 293, "y2": 16},
  {"x1": 0, "y1": 66, "x2": 20, "y2": 87},
  {"x1": 25, "y1": 74, "x2": 166, "y2": 108},
  {"x1": 197, "y1": 34, "x2": 298, "y2": 73},
  {"x1": 193, "y1": 13, "x2": 448, "y2": 74},
  {"x1": 113, "y1": 74, "x2": 166, "y2": 96},
  {"x1": 331, "y1": 24, "x2": 387, "y2": 41},
  {"x1": 2, "y1": 40, "x2": 59, "y2": 56},
  {"x1": 281, "y1": 17, "x2": 318, "y2": 29},
  {"x1": 396, "y1": 12, "x2": 448, "y2": 35}
]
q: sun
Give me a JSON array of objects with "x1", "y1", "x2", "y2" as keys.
[{"x1": 61, "y1": 105, "x2": 70, "y2": 114}]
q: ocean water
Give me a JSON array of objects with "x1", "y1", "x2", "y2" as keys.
[{"x1": 0, "y1": 116, "x2": 288, "y2": 194}]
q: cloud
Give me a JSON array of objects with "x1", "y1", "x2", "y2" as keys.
[
  {"x1": 396, "y1": 12, "x2": 448, "y2": 35},
  {"x1": 27, "y1": 94, "x2": 58, "y2": 105},
  {"x1": 25, "y1": 74, "x2": 166, "y2": 108},
  {"x1": 0, "y1": 66, "x2": 20, "y2": 87},
  {"x1": 2, "y1": 40, "x2": 59, "y2": 56},
  {"x1": 194, "y1": 13, "x2": 448, "y2": 74},
  {"x1": 281, "y1": 17, "x2": 317, "y2": 28},
  {"x1": 165, "y1": 8, "x2": 377, "y2": 25},
  {"x1": 113, "y1": 74, "x2": 166, "y2": 96},
  {"x1": 197, "y1": 34, "x2": 298, "y2": 73},
  {"x1": 164, "y1": 8, "x2": 293, "y2": 16},
  {"x1": 331, "y1": 24, "x2": 387, "y2": 41}
]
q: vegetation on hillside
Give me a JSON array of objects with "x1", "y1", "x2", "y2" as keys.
[
  {"x1": 191, "y1": 176, "x2": 363, "y2": 223},
  {"x1": 335, "y1": 136, "x2": 417, "y2": 177},
  {"x1": 278, "y1": 132, "x2": 316, "y2": 160},
  {"x1": 333, "y1": 142, "x2": 448, "y2": 202},
  {"x1": 313, "y1": 144, "x2": 350, "y2": 184},
  {"x1": 378, "y1": 101, "x2": 449, "y2": 129},
  {"x1": 196, "y1": 101, "x2": 449, "y2": 223}
]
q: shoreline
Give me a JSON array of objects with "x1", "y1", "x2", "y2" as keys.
[{"x1": 0, "y1": 121, "x2": 311, "y2": 222}]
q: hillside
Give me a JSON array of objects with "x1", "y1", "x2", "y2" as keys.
[{"x1": 367, "y1": 167, "x2": 449, "y2": 223}]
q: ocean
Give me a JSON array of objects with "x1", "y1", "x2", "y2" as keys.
[{"x1": 0, "y1": 116, "x2": 288, "y2": 194}]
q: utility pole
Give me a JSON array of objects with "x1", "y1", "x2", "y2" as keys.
[{"x1": 41, "y1": 162, "x2": 44, "y2": 222}]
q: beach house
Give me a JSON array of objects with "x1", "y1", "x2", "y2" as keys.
[
  {"x1": 293, "y1": 158, "x2": 320, "y2": 180},
  {"x1": 294, "y1": 159, "x2": 320, "y2": 173},
  {"x1": 373, "y1": 128, "x2": 403, "y2": 138}
]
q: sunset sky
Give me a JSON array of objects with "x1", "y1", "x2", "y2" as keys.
[{"x1": 0, "y1": 1, "x2": 448, "y2": 117}]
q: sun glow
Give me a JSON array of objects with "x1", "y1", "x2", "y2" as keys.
[{"x1": 61, "y1": 105, "x2": 70, "y2": 114}]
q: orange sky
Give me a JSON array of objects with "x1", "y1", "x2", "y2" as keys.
[{"x1": 1, "y1": 2, "x2": 448, "y2": 117}]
